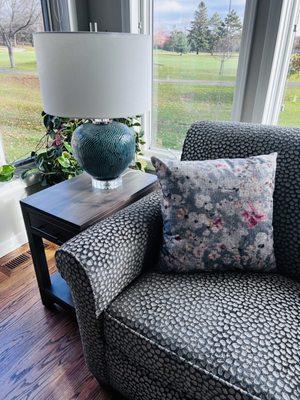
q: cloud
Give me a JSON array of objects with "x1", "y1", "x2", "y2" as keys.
[
  {"x1": 155, "y1": 0, "x2": 186, "y2": 14},
  {"x1": 154, "y1": 0, "x2": 246, "y2": 32}
]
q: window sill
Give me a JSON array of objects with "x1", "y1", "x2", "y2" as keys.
[
  {"x1": 143, "y1": 146, "x2": 181, "y2": 160},
  {"x1": 141, "y1": 147, "x2": 182, "y2": 170},
  {"x1": 0, "y1": 177, "x2": 27, "y2": 192},
  {"x1": 5, "y1": 149, "x2": 178, "y2": 188},
  {"x1": 6, "y1": 161, "x2": 41, "y2": 189}
]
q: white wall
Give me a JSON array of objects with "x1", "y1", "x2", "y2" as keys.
[{"x1": 0, "y1": 180, "x2": 28, "y2": 258}]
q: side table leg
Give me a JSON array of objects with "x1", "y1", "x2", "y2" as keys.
[{"x1": 21, "y1": 209, "x2": 53, "y2": 308}]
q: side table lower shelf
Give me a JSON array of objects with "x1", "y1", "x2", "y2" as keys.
[{"x1": 46, "y1": 272, "x2": 74, "y2": 311}]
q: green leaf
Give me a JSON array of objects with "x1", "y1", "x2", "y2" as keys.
[
  {"x1": 0, "y1": 164, "x2": 15, "y2": 182},
  {"x1": 63, "y1": 142, "x2": 73, "y2": 154},
  {"x1": 21, "y1": 168, "x2": 39, "y2": 180},
  {"x1": 43, "y1": 113, "x2": 53, "y2": 128},
  {"x1": 57, "y1": 155, "x2": 71, "y2": 168},
  {"x1": 135, "y1": 157, "x2": 147, "y2": 171},
  {"x1": 53, "y1": 116, "x2": 62, "y2": 129},
  {"x1": 62, "y1": 151, "x2": 71, "y2": 159},
  {"x1": 49, "y1": 130, "x2": 56, "y2": 139}
]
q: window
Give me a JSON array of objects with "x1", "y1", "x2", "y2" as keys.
[
  {"x1": 151, "y1": 0, "x2": 247, "y2": 151},
  {"x1": 278, "y1": 13, "x2": 300, "y2": 127},
  {"x1": 0, "y1": 0, "x2": 44, "y2": 164},
  {"x1": 1, "y1": 0, "x2": 299, "y2": 165}
]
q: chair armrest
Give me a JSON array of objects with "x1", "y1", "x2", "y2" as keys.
[
  {"x1": 56, "y1": 191, "x2": 162, "y2": 316},
  {"x1": 55, "y1": 191, "x2": 162, "y2": 383}
]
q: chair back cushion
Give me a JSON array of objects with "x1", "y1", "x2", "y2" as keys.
[{"x1": 181, "y1": 121, "x2": 300, "y2": 281}]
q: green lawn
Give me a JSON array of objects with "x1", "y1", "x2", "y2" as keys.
[
  {"x1": 0, "y1": 73, "x2": 43, "y2": 162},
  {"x1": 278, "y1": 86, "x2": 300, "y2": 127},
  {"x1": 153, "y1": 83, "x2": 234, "y2": 149},
  {"x1": 0, "y1": 46, "x2": 299, "y2": 160},
  {"x1": 154, "y1": 50, "x2": 300, "y2": 149},
  {"x1": 154, "y1": 50, "x2": 239, "y2": 81},
  {"x1": 155, "y1": 83, "x2": 300, "y2": 150},
  {"x1": 0, "y1": 46, "x2": 37, "y2": 71}
]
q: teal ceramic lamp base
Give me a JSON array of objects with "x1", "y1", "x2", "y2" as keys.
[{"x1": 71, "y1": 121, "x2": 135, "y2": 190}]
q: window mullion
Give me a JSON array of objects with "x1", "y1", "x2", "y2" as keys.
[
  {"x1": 232, "y1": 0, "x2": 258, "y2": 121},
  {"x1": 139, "y1": 0, "x2": 153, "y2": 151},
  {"x1": 262, "y1": 0, "x2": 300, "y2": 125}
]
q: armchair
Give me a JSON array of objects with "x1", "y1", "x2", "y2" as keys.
[{"x1": 56, "y1": 121, "x2": 300, "y2": 400}]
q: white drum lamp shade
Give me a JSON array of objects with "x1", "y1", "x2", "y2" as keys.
[{"x1": 33, "y1": 32, "x2": 152, "y2": 119}]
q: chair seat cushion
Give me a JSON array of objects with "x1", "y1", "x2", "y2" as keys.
[{"x1": 105, "y1": 272, "x2": 300, "y2": 400}]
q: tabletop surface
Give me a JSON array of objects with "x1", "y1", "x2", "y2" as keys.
[{"x1": 21, "y1": 170, "x2": 157, "y2": 229}]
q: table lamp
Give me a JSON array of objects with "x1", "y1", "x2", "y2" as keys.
[{"x1": 34, "y1": 32, "x2": 151, "y2": 189}]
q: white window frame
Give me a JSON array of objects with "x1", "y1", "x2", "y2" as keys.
[
  {"x1": 262, "y1": 0, "x2": 300, "y2": 125},
  {"x1": 231, "y1": 0, "x2": 258, "y2": 121},
  {"x1": 141, "y1": 0, "x2": 182, "y2": 160}
]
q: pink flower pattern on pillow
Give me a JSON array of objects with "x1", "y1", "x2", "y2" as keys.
[{"x1": 152, "y1": 153, "x2": 277, "y2": 273}]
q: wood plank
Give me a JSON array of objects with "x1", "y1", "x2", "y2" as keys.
[
  {"x1": 0, "y1": 244, "x2": 122, "y2": 399},
  {"x1": 21, "y1": 170, "x2": 157, "y2": 230}
]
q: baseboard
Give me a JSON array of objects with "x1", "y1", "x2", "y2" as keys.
[{"x1": 0, "y1": 231, "x2": 28, "y2": 259}]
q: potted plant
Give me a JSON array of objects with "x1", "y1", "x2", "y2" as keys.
[{"x1": 2, "y1": 113, "x2": 147, "y2": 185}]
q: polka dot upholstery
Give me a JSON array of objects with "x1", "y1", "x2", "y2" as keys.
[
  {"x1": 182, "y1": 121, "x2": 300, "y2": 282},
  {"x1": 56, "y1": 192, "x2": 163, "y2": 385},
  {"x1": 56, "y1": 121, "x2": 300, "y2": 399},
  {"x1": 105, "y1": 272, "x2": 300, "y2": 400}
]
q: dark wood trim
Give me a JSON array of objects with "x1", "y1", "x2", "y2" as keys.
[{"x1": 21, "y1": 207, "x2": 52, "y2": 307}]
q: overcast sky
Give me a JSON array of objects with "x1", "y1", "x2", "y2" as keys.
[{"x1": 154, "y1": 0, "x2": 246, "y2": 33}]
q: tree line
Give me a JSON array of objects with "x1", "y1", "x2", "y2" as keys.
[{"x1": 154, "y1": 1, "x2": 243, "y2": 75}]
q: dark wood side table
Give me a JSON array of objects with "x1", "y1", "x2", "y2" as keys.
[{"x1": 20, "y1": 170, "x2": 157, "y2": 311}]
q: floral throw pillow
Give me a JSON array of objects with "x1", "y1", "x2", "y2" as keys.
[{"x1": 151, "y1": 154, "x2": 277, "y2": 273}]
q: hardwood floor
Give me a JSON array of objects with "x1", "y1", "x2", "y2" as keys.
[{"x1": 0, "y1": 243, "x2": 117, "y2": 400}]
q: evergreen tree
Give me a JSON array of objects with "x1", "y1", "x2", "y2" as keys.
[
  {"x1": 225, "y1": 10, "x2": 243, "y2": 45},
  {"x1": 188, "y1": 1, "x2": 209, "y2": 54},
  {"x1": 207, "y1": 12, "x2": 223, "y2": 55},
  {"x1": 168, "y1": 30, "x2": 190, "y2": 55}
]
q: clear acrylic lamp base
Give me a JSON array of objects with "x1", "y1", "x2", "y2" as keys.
[{"x1": 92, "y1": 176, "x2": 122, "y2": 190}]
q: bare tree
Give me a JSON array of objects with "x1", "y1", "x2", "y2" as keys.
[
  {"x1": 215, "y1": 10, "x2": 242, "y2": 76},
  {"x1": 0, "y1": 0, "x2": 40, "y2": 68}
]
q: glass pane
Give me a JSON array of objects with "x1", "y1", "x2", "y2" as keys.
[
  {"x1": 0, "y1": 1, "x2": 44, "y2": 163},
  {"x1": 278, "y1": 14, "x2": 300, "y2": 127},
  {"x1": 152, "y1": 0, "x2": 246, "y2": 150}
]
